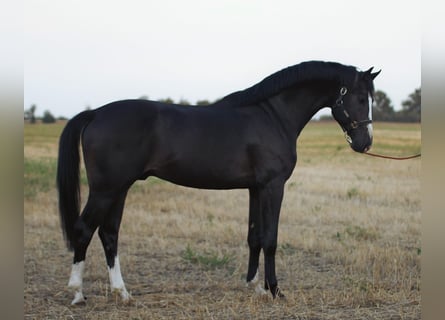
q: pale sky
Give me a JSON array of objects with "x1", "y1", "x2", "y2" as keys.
[{"x1": 24, "y1": 0, "x2": 420, "y2": 119}]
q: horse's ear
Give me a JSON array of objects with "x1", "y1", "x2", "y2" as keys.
[
  {"x1": 370, "y1": 69, "x2": 381, "y2": 80},
  {"x1": 363, "y1": 67, "x2": 381, "y2": 80},
  {"x1": 365, "y1": 67, "x2": 374, "y2": 74}
]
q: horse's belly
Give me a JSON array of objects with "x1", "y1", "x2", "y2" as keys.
[{"x1": 152, "y1": 162, "x2": 254, "y2": 190}]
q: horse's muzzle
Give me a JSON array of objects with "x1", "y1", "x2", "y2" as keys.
[{"x1": 348, "y1": 126, "x2": 373, "y2": 153}]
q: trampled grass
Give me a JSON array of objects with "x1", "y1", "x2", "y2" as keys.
[{"x1": 24, "y1": 120, "x2": 421, "y2": 319}]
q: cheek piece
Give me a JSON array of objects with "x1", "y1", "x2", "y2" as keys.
[{"x1": 331, "y1": 87, "x2": 373, "y2": 145}]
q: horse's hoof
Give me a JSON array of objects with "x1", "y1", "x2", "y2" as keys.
[
  {"x1": 273, "y1": 287, "x2": 285, "y2": 299},
  {"x1": 255, "y1": 284, "x2": 268, "y2": 295},
  {"x1": 71, "y1": 291, "x2": 87, "y2": 305},
  {"x1": 112, "y1": 287, "x2": 132, "y2": 304},
  {"x1": 120, "y1": 294, "x2": 133, "y2": 305}
]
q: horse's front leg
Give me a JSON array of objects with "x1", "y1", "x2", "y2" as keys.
[
  {"x1": 261, "y1": 180, "x2": 285, "y2": 298},
  {"x1": 246, "y1": 188, "x2": 267, "y2": 294}
]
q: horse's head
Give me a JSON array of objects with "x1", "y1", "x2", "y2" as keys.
[{"x1": 331, "y1": 67, "x2": 381, "y2": 153}]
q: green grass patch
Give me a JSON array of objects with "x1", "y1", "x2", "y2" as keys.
[
  {"x1": 346, "y1": 187, "x2": 361, "y2": 199},
  {"x1": 131, "y1": 177, "x2": 165, "y2": 193},
  {"x1": 336, "y1": 225, "x2": 379, "y2": 242},
  {"x1": 182, "y1": 245, "x2": 233, "y2": 270},
  {"x1": 279, "y1": 242, "x2": 298, "y2": 255},
  {"x1": 24, "y1": 158, "x2": 57, "y2": 199},
  {"x1": 24, "y1": 157, "x2": 88, "y2": 199},
  {"x1": 24, "y1": 122, "x2": 65, "y2": 145},
  {"x1": 299, "y1": 121, "x2": 421, "y2": 159}
]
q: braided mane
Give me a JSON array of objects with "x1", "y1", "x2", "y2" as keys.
[{"x1": 214, "y1": 61, "x2": 358, "y2": 107}]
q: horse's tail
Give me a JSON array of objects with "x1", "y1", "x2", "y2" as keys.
[{"x1": 57, "y1": 110, "x2": 95, "y2": 251}]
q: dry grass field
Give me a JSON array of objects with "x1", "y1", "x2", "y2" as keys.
[{"x1": 24, "y1": 120, "x2": 421, "y2": 319}]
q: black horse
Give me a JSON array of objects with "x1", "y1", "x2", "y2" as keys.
[{"x1": 57, "y1": 61, "x2": 380, "y2": 304}]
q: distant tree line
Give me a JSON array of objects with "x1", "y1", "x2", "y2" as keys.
[
  {"x1": 24, "y1": 104, "x2": 66, "y2": 124},
  {"x1": 372, "y1": 88, "x2": 420, "y2": 122},
  {"x1": 25, "y1": 88, "x2": 420, "y2": 124},
  {"x1": 142, "y1": 96, "x2": 212, "y2": 106}
]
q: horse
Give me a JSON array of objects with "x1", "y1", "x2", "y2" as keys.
[{"x1": 57, "y1": 60, "x2": 380, "y2": 304}]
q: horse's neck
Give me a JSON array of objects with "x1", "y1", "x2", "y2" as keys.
[{"x1": 267, "y1": 84, "x2": 335, "y2": 138}]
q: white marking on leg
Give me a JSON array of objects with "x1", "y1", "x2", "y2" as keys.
[
  {"x1": 68, "y1": 261, "x2": 86, "y2": 304},
  {"x1": 246, "y1": 269, "x2": 267, "y2": 295},
  {"x1": 108, "y1": 256, "x2": 130, "y2": 302},
  {"x1": 71, "y1": 290, "x2": 86, "y2": 305},
  {"x1": 246, "y1": 268, "x2": 259, "y2": 287},
  {"x1": 255, "y1": 284, "x2": 268, "y2": 295}
]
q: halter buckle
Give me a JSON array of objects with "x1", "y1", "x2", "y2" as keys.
[{"x1": 335, "y1": 87, "x2": 348, "y2": 107}]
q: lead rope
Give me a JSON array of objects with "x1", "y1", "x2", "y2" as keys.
[{"x1": 362, "y1": 152, "x2": 421, "y2": 160}]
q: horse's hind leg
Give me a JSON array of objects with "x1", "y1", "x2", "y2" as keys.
[
  {"x1": 68, "y1": 260, "x2": 87, "y2": 304},
  {"x1": 67, "y1": 192, "x2": 119, "y2": 304},
  {"x1": 98, "y1": 190, "x2": 130, "y2": 302}
]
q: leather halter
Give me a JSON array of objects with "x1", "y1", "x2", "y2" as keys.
[{"x1": 331, "y1": 87, "x2": 372, "y2": 144}]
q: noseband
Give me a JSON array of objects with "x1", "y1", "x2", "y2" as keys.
[{"x1": 331, "y1": 87, "x2": 372, "y2": 143}]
